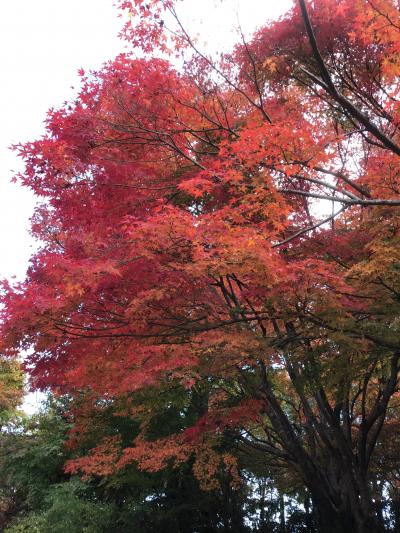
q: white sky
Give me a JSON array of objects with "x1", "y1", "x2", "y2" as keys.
[
  {"x1": 0, "y1": 0, "x2": 124, "y2": 280},
  {"x1": 0, "y1": 0, "x2": 291, "y2": 412}
]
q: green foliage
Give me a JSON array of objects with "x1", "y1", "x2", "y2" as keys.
[
  {"x1": 5, "y1": 480, "x2": 115, "y2": 533},
  {"x1": 0, "y1": 400, "x2": 70, "y2": 513},
  {"x1": 0, "y1": 357, "x2": 23, "y2": 426}
]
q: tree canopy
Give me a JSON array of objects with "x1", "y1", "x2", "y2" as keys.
[{"x1": 2, "y1": 0, "x2": 400, "y2": 531}]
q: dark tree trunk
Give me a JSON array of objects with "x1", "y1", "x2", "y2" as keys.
[
  {"x1": 278, "y1": 494, "x2": 286, "y2": 533},
  {"x1": 253, "y1": 349, "x2": 399, "y2": 533},
  {"x1": 309, "y1": 482, "x2": 383, "y2": 533}
]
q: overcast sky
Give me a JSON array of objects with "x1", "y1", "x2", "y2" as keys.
[
  {"x1": 0, "y1": 0, "x2": 123, "y2": 280},
  {"x1": 0, "y1": 0, "x2": 291, "y2": 411}
]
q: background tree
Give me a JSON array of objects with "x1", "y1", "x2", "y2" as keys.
[{"x1": 2, "y1": 398, "x2": 291, "y2": 532}]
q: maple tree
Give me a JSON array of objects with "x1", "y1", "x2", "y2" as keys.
[{"x1": 2, "y1": 0, "x2": 400, "y2": 531}]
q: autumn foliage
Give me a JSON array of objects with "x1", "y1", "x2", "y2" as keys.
[{"x1": 2, "y1": 0, "x2": 400, "y2": 531}]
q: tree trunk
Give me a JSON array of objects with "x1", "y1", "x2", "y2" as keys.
[
  {"x1": 309, "y1": 483, "x2": 383, "y2": 533},
  {"x1": 279, "y1": 494, "x2": 286, "y2": 533}
]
